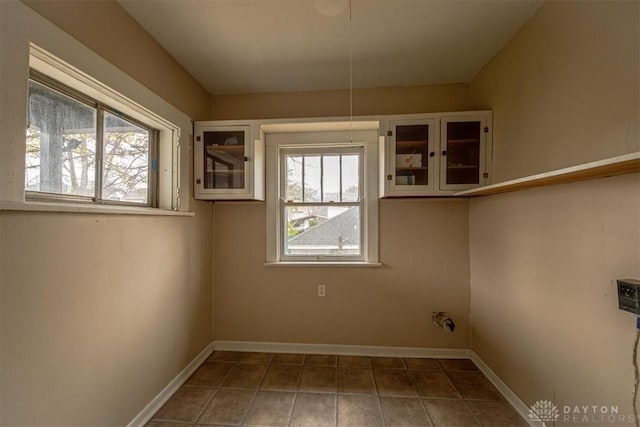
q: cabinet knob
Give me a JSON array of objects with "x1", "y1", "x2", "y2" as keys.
[
  {"x1": 386, "y1": 174, "x2": 392, "y2": 181},
  {"x1": 196, "y1": 178, "x2": 201, "y2": 184},
  {"x1": 244, "y1": 156, "x2": 249, "y2": 161},
  {"x1": 442, "y1": 150, "x2": 447, "y2": 156},
  {"x1": 429, "y1": 151, "x2": 435, "y2": 157}
]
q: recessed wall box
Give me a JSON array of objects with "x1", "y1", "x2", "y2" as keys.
[{"x1": 617, "y1": 279, "x2": 640, "y2": 315}]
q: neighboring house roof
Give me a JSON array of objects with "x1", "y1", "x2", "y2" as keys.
[{"x1": 288, "y1": 207, "x2": 359, "y2": 248}]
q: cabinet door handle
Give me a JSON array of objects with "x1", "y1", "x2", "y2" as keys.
[
  {"x1": 442, "y1": 150, "x2": 447, "y2": 156},
  {"x1": 196, "y1": 178, "x2": 201, "y2": 184},
  {"x1": 429, "y1": 151, "x2": 435, "y2": 157},
  {"x1": 244, "y1": 156, "x2": 249, "y2": 161}
]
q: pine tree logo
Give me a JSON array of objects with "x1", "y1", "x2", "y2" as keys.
[{"x1": 529, "y1": 400, "x2": 559, "y2": 426}]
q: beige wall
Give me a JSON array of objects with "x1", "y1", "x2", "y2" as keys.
[
  {"x1": 211, "y1": 83, "x2": 470, "y2": 120},
  {"x1": 470, "y1": 1, "x2": 639, "y2": 182},
  {"x1": 468, "y1": 0, "x2": 640, "y2": 419},
  {"x1": 211, "y1": 83, "x2": 473, "y2": 348},
  {"x1": 214, "y1": 199, "x2": 471, "y2": 348},
  {"x1": 22, "y1": 0, "x2": 211, "y2": 120},
  {"x1": 1, "y1": 1, "x2": 214, "y2": 425}
]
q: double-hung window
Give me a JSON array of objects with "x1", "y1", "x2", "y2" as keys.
[
  {"x1": 281, "y1": 146, "x2": 364, "y2": 260},
  {"x1": 25, "y1": 70, "x2": 157, "y2": 206},
  {"x1": 265, "y1": 123, "x2": 380, "y2": 265}
]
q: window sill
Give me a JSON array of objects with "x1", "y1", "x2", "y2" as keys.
[
  {"x1": 0, "y1": 201, "x2": 195, "y2": 217},
  {"x1": 264, "y1": 261, "x2": 382, "y2": 268}
]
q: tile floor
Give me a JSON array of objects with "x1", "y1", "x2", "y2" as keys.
[{"x1": 147, "y1": 351, "x2": 527, "y2": 427}]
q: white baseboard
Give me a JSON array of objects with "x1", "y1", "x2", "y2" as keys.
[
  {"x1": 127, "y1": 341, "x2": 214, "y2": 427},
  {"x1": 212, "y1": 340, "x2": 470, "y2": 359},
  {"x1": 470, "y1": 350, "x2": 536, "y2": 427}
]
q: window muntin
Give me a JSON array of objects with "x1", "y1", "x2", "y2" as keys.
[
  {"x1": 280, "y1": 146, "x2": 364, "y2": 260},
  {"x1": 26, "y1": 71, "x2": 157, "y2": 206}
]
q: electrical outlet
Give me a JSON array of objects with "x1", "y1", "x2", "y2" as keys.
[{"x1": 318, "y1": 283, "x2": 326, "y2": 297}]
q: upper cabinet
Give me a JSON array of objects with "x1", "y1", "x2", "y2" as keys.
[
  {"x1": 194, "y1": 122, "x2": 264, "y2": 200},
  {"x1": 380, "y1": 111, "x2": 492, "y2": 197}
]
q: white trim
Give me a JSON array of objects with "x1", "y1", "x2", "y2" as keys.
[
  {"x1": 470, "y1": 350, "x2": 537, "y2": 427},
  {"x1": 212, "y1": 340, "x2": 470, "y2": 359},
  {"x1": 127, "y1": 342, "x2": 214, "y2": 427},
  {"x1": 0, "y1": 201, "x2": 195, "y2": 216},
  {"x1": 263, "y1": 261, "x2": 382, "y2": 267}
]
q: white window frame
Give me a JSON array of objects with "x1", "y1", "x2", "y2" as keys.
[
  {"x1": 279, "y1": 145, "x2": 365, "y2": 262},
  {"x1": 264, "y1": 122, "x2": 380, "y2": 266}
]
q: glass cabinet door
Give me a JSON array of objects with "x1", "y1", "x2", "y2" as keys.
[
  {"x1": 202, "y1": 129, "x2": 246, "y2": 190},
  {"x1": 390, "y1": 119, "x2": 435, "y2": 192},
  {"x1": 440, "y1": 118, "x2": 486, "y2": 190}
]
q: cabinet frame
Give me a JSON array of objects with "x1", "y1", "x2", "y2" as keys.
[{"x1": 193, "y1": 121, "x2": 264, "y2": 200}]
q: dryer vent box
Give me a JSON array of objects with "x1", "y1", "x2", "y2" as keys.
[{"x1": 617, "y1": 279, "x2": 640, "y2": 315}]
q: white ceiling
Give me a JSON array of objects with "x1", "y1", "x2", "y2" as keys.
[{"x1": 118, "y1": 0, "x2": 543, "y2": 95}]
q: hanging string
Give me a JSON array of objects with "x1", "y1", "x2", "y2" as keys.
[{"x1": 349, "y1": 0, "x2": 353, "y2": 142}]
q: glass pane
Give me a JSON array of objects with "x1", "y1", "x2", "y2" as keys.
[
  {"x1": 322, "y1": 155, "x2": 340, "y2": 202},
  {"x1": 445, "y1": 121, "x2": 480, "y2": 185},
  {"x1": 285, "y1": 155, "x2": 303, "y2": 202},
  {"x1": 203, "y1": 130, "x2": 245, "y2": 189},
  {"x1": 303, "y1": 156, "x2": 321, "y2": 202},
  {"x1": 26, "y1": 80, "x2": 97, "y2": 197},
  {"x1": 341, "y1": 154, "x2": 359, "y2": 202},
  {"x1": 284, "y1": 205, "x2": 360, "y2": 256},
  {"x1": 395, "y1": 124, "x2": 429, "y2": 186},
  {"x1": 102, "y1": 112, "x2": 150, "y2": 203}
]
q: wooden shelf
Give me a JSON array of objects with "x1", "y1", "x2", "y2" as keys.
[
  {"x1": 447, "y1": 138, "x2": 479, "y2": 144},
  {"x1": 208, "y1": 144, "x2": 244, "y2": 151},
  {"x1": 447, "y1": 164, "x2": 478, "y2": 170},
  {"x1": 455, "y1": 152, "x2": 640, "y2": 197},
  {"x1": 206, "y1": 170, "x2": 244, "y2": 174},
  {"x1": 396, "y1": 140, "x2": 428, "y2": 150},
  {"x1": 396, "y1": 167, "x2": 428, "y2": 171}
]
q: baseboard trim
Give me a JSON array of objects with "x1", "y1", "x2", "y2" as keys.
[
  {"x1": 127, "y1": 341, "x2": 214, "y2": 427},
  {"x1": 212, "y1": 340, "x2": 470, "y2": 359},
  {"x1": 470, "y1": 350, "x2": 535, "y2": 427}
]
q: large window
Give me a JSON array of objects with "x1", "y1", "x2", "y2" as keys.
[
  {"x1": 26, "y1": 71, "x2": 157, "y2": 206},
  {"x1": 265, "y1": 123, "x2": 380, "y2": 265}
]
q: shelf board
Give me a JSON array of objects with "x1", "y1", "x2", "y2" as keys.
[
  {"x1": 396, "y1": 140, "x2": 428, "y2": 149},
  {"x1": 447, "y1": 138, "x2": 479, "y2": 144},
  {"x1": 206, "y1": 170, "x2": 244, "y2": 174},
  {"x1": 455, "y1": 152, "x2": 640, "y2": 197},
  {"x1": 447, "y1": 164, "x2": 479, "y2": 170},
  {"x1": 396, "y1": 167, "x2": 428, "y2": 171},
  {"x1": 208, "y1": 144, "x2": 244, "y2": 150}
]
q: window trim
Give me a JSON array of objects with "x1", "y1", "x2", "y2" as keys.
[
  {"x1": 26, "y1": 69, "x2": 159, "y2": 207},
  {"x1": 264, "y1": 122, "x2": 380, "y2": 266}
]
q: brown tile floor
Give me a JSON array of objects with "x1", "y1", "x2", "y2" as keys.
[{"x1": 147, "y1": 351, "x2": 527, "y2": 427}]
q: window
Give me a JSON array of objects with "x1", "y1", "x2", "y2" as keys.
[
  {"x1": 281, "y1": 146, "x2": 363, "y2": 259},
  {"x1": 26, "y1": 71, "x2": 157, "y2": 206},
  {"x1": 265, "y1": 123, "x2": 380, "y2": 265}
]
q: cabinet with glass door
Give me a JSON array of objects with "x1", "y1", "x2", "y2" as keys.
[
  {"x1": 380, "y1": 111, "x2": 491, "y2": 197},
  {"x1": 193, "y1": 122, "x2": 264, "y2": 200}
]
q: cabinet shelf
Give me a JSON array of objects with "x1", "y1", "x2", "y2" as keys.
[
  {"x1": 455, "y1": 152, "x2": 640, "y2": 197},
  {"x1": 447, "y1": 164, "x2": 479, "y2": 170},
  {"x1": 207, "y1": 144, "x2": 244, "y2": 151},
  {"x1": 396, "y1": 140, "x2": 428, "y2": 149},
  {"x1": 396, "y1": 167, "x2": 428, "y2": 171},
  {"x1": 447, "y1": 138, "x2": 479, "y2": 144},
  {"x1": 206, "y1": 170, "x2": 244, "y2": 174}
]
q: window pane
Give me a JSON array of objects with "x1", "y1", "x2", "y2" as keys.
[
  {"x1": 341, "y1": 154, "x2": 359, "y2": 202},
  {"x1": 303, "y1": 156, "x2": 321, "y2": 202},
  {"x1": 284, "y1": 205, "x2": 360, "y2": 256},
  {"x1": 26, "y1": 80, "x2": 97, "y2": 197},
  {"x1": 102, "y1": 111, "x2": 150, "y2": 203},
  {"x1": 322, "y1": 155, "x2": 340, "y2": 202},
  {"x1": 285, "y1": 155, "x2": 303, "y2": 202}
]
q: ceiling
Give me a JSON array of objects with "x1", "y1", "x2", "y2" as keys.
[{"x1": 118, "y1": 0, "x2": 543, "y2": 95}]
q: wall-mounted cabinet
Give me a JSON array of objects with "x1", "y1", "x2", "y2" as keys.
[
  {"x1": 194, "y1": 122, "x2": 264, "y2": 200},
  {"x1": 380, "y1": 111, "x2": 492, "y2": 197}
]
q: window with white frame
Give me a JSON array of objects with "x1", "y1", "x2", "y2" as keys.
[
  {"x1": 265, "y1": 124, "x2": 380, "y2": 265},
  {"x1": 26, "y1": 70, "x2": 158, "y2": 206},
  {"x1": 281, "y1": 146, "x2": 363, "y2": 259}
]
